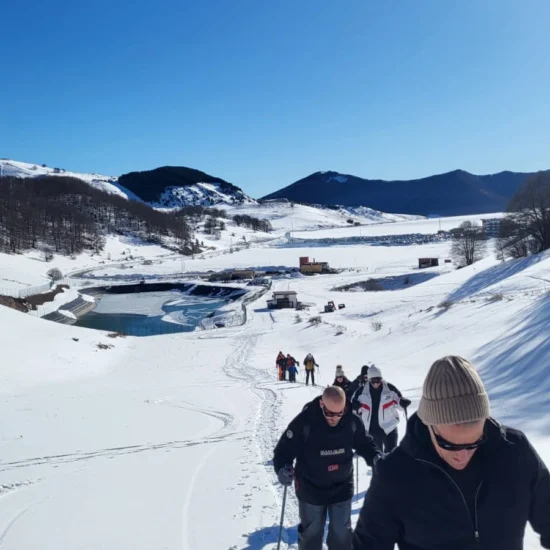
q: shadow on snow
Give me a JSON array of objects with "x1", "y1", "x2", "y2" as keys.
[
  {"x1": 475, "y1": 293, "x2": 550, "y2": 437},
  {"x1": 446, "y1": 254, "x2": 544, "y2": 303},
  {"x1": 242, "y1": 490, "x2": 368, "y2": 549}
]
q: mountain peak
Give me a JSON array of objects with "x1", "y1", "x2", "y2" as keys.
[{"x1": 118, "y1": 166, "x2": 255, "y2": 207}]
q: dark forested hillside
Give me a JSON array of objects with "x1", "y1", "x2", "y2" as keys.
[{"x1": 0, "y1": 176, "x2": 199, "y2": 256}]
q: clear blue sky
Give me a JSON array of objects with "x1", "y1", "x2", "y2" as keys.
[{"x1": 2, "y1": 0, "x2": 549, "y2": 197}]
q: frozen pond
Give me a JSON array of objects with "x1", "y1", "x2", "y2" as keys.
[{"x1": 75, "y1": 291, "x2": 227, "y2": 336}]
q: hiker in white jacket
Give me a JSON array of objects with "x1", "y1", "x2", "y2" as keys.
[{"x1": 352, "y1": 365, "x2": 411, "y2": 452}]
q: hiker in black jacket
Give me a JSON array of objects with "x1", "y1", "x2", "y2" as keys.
[
  {"x1": 333, "y1": 365, "x2": 352, "y2": 394},
  {"x1": 348, "y1": 365, "x2": 370, "y2": 402},
  {"x1": 274, "y1": 386, "x2": 382, "y2": 550},
  {"x1": 352, "y1": 355, "x2": 550, "y2": 550}
]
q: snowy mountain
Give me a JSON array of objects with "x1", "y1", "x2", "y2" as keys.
[
  {"x1": 0, "y1": 159, "x2": 134, "y2": 199},
  {"x1": 263, "y1": 168, "x2": 545, "y2": 216},
  {"x1": 0, "y1": 160, "x2": 255, "y2": 208},
  {"x1": 118, "y1": 166, "x2": 256, "y2": 208}
]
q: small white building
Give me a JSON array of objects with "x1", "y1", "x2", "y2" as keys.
[{"x1": 267, "y1": 290, "x2": 298, "y2": 309}]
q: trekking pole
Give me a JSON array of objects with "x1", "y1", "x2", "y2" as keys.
[
  {"x1": 355, "y1": 455, "x2": 359, "y2": 502},
  {"x1": 276, "y1": 485, "x2": 288, "y2": 550}
]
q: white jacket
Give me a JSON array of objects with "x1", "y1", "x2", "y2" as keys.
[{"x1": 357, "y1": 382, "x2": 402, "y2": 435}]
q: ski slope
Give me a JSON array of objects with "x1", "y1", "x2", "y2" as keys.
[{"x1": 0, "y1": 239, "x2": 549, "y2": 549}]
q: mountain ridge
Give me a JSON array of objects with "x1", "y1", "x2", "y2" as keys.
[
  {"x1": 262, "y1": 168, "x2": 545, "y2": 216},
  {"x1": 0, "y1": 160, "x2": 255, "y2": 209}
]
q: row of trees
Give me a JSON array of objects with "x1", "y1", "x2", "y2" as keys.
[
  {"x1": 497, "y1": 172, "x2": 550, "y2": 259},
  {"x1": 450, "y1": 172, "x2": 550, "y2": 266},
  {"x1": 233, "y1": 214, "x2": 272, "y2": 233},
  {"x1": 0, "y1": 176, "x2": 198, "y2": 256}
]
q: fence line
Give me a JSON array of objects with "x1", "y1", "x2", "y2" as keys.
[{"x1": 0, "y1": 281, "x2": 52, "y2": 299}]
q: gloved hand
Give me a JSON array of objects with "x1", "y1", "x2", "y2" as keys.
[
  {"x1": 372, "y1": 452, "x2": 385, "y2": 474},
  {"x1": 400, "y1": 398, "x2": 412, "y2": 409},
  {"x1": 277, "y1": 465, "x2": 294, "y2": 486},
  {"x1": 351, "y1": 400, "x2": 361, "y2": 412}
]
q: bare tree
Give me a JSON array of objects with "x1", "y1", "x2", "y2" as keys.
[
  {"x1": 450, "y1": 221, "x2": 487, "y2": 266},
  {"x1": 47, "y1": 267, "x2": 63, "y2": 281},
  {"x1": 499, "y1": 172, "x2": 550, "y2": 258},
  {"x1": 0, "y1": 175, "x2": 201, "y2": 256}
]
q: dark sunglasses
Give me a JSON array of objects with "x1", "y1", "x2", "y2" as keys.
[
  {"x1": 431, "y1": 427, "x2": 485, "y2": 451},
  {"x1": 322, "y1": 404, "x2": 345, "y2": 418},
  {"x1": 369, "y1": 377, "x2": 382, "y2": 384}
]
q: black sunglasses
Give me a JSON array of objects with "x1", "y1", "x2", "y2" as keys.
[
  {"x1": 431, "y1": 427, "x2": 485, "y2": 451},
  {"x1": 322, "y1": 404, "x2": 345, "y2": 418},
  {"x1": 369, "y1": 377, "x2": 382, "y2": 384}
]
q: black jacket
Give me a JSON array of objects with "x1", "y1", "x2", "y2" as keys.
[
  {"x1": 348, "y1": 376, "x2": 365, "y2": 401},
  {"x1": 333, "y1": 376, "x2": 352, "y2": 393},
  {"x1": 352, "y1": 413, "x2": 550, "y2": 550},
  {"x1": 273, "y1": 396, "x2": 381, "y2": 505}
]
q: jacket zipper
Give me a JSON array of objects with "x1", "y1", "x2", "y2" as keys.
[
  {"x1": 474, "y1": 482, "x2": 482, "y2": 542},
  {"x1": 416, "y1": 458, "x2": 482, "y2": 543}
]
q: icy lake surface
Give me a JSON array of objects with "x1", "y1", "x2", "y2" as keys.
[{"x1": 75, "y1": 291, "x2": 227, "y2": 336}]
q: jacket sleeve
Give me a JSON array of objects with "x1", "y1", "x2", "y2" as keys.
[
  {"x1": 352, "y1": 459, "x2": 401, "y2": 550},
  {"x1": 273, "y1": 413, "x2": 304, "y2": 474},
  {"x1": 352, "y1": 416, "x2": 381, "y2": 467},
  {"x1": 525, "y1": 437, "x2": 550, "y2": 548},
  {"x1": 350, "y1": 383, "x2": 362, "y2": 406},
  {"x1": 387, "y1": 383, "x2": 406, "y2": 410}
]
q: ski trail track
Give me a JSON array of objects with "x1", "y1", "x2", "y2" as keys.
[{"x1": 221, "y1": 307, "x2": 319, "y2": 549}]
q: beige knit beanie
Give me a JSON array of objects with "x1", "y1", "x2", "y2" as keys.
[{"x1": 417, "y1": 356, "x2": 490, "y2": 425}]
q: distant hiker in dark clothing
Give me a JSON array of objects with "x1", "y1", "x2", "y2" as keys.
[
  {"x1": 303, "y1": 353, "x2": 319, "y2": 386},
  {"x1": 348, "y1": 365, "x2": 370, "y2": 402},
  {"x1": 333, "y1": 365, "x2": 351, "y2": 394},
  {"x1": 274, "y1": 386, "x2": 382, "y2": 550},
  {"x1": 352, "y1": 355, "x2": 550, "y2": 550},
  {"x1": 276, "y1": 351, "x2": 286, "y2": 381},
  {"x1": 352, "y1": 365, "x2": 410, "y2": 453},
  {"x1": 287, "y1": 355, "x2": 299, "y2": 383}
]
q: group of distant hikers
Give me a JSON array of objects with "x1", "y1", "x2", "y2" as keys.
[
  {"x1": 276, "y1": 351, "x2": 319, "y2": 385},
  {"x1": 272, "y1": 355, "x2": 550, "y2": 550}
]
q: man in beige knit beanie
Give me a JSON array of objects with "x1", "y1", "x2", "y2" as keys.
[{"x1": 353, "y1": 355, "x2": 550, "y2": 550}]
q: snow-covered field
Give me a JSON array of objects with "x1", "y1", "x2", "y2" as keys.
[
  {"x1": 291, "y1": 213, "x2": 502, "y2": 240},
  {"x1": 0, "y1": 202, "x2": 432, "y2": 295},
  {"x1": 227, "y1": 201, "x2": 420, "y2": 233},
  {"x1": 1, "y1": 228, "x2": 549, "y2": 549},
  {"x1": 0, "y1": 236, "x2": 176, "y2": 293}
]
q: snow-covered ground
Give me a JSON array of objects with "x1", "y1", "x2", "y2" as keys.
[
  {"x1": 1, "y1": 233, "x2": 549, "y2": 549},
  {"x1": 226, "y1": 201, "x2": 420, "y2": 233},
  {"x1": 291, "y1": 213, "x2": 502, "y2": 240},
  {"x1": 0, "y1": 199, "x2": 428, "y2": 295},
  {"x1": 0, "y1": 236, "x2": 176, "y2": 293}
]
